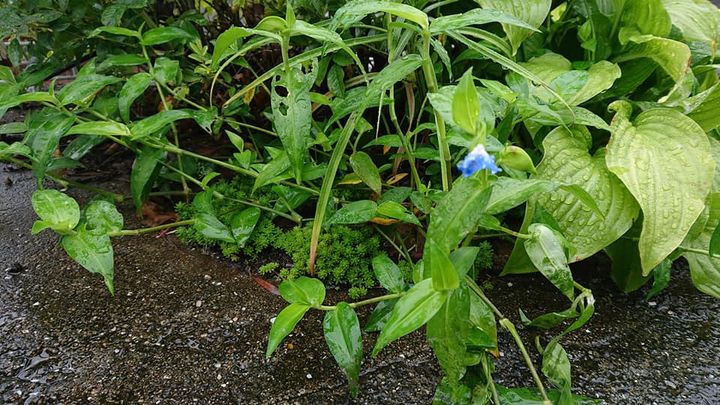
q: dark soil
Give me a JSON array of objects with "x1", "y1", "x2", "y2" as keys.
[{"x1": 1, "y1": 162, "x2": 719, "y2": 404}]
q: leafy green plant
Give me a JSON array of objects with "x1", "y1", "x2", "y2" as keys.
[{"x1": 2, "y1": 0, "x2": 720, "y2": 402}]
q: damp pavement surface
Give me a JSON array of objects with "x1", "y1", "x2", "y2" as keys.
[{"x1": 1, "y1": 163, "x2": 719, "y2": 404}]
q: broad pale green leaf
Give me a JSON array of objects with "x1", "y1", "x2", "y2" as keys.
[
  {"x1": 524, "y1": 224, "x2": 575, "y2": 301},
  {"x1": 429, "y1": 8, "x2": 536, "y2": 34},
  {"x1": 521, "y1": 53, "x2": 621, "y2": 105},
  {"x1": 614, "y1": 35, "x2": 691, "y2": 86},
  {"x1": 453, "y1": 69, "x2": 480, "y2": 135},
  {"x1": 31, "y1": 190, "x2": 80, "y2": 234},
  {"x1": 687, "y1": 84, "x2": 720, "y2": 132},
  {"x1": 372, "y1": 254, "x2": 406, "y2": 293},
  {"x1": 61, "y1": 226, "x2": 115, "y2": 293},
  {"x1": 662, "y1": 0, "x2": 720, "y2": 46},
  {"x1": 230, "y1": 207, "x2": 261, "y2": 246},
  {"x1": 607, "y1": 101, "x2": 714, "y2": 274},
  {"x1": 84, "y1": 200, "x2": 123, "y2": 233},
  {"x1": 66, "y1": 121, "x2": 131, "y2": 137},
  {"x1": 118, "y1": 72, "x2": 152, "y2": 122},
  {"x1": 130, "y1": 110, "x2": 193, "y2": 139},
  {"x1": 279, "y1": 276, "x2": 326, "y2": 307},
  {"x1": 323, "y1": 302, "x2": 362, "y2": 396},
  {"x1": 486, "y1": 178, "x2": 554, "y2": 215},
  {"x1": 130, "y1": 145, "x2": 165, "y2": 212},
  {"x1": 427, "y1": 285, "x2": 470, "y2": 386},
  {"x1": 349, "y1": 151, "x2": 382, "y2": 194},
  {"x1": 476, "y1": 0, "x2": 552, "y2": 54},
  {"x1": 333, "y1": 1, "x2": 428, "y2": 30},
  {"x1": 372, "y1": 279, "x2": 447, "y2": 356},
  {"x1": 536, "y1": 126, "x2": 639, "y2": 261},
  {"x1": 211, "y1": 27, "x2": 251, "y2": 70},
  {"x1": 271, "y1": 62, "x2": 317, "y2": 183},
  {"x1": 141, "y1": 26, "x2": 195, "y2": 46},
  {"x1": 266, "y1": 303, "x2": 310, "y2": 357},
  {"x1": 618, "y1": 0, "x2": 671, "y2": 44},
  {"x1": 326, "y1": 200, "x2": 378, "y2": 225},
  {"x1": 57, "y1": 75, "x2": 121, "y2": 105}
]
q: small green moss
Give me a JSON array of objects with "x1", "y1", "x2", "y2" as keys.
[
  {"x1": 259, "y1": 262, "x2": 280, "y2": 274},
  {"x1": 473, "y1": 241, "x2": 494, "y2": 274}
]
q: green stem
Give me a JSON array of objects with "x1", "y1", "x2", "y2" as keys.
[
  {"x1": 499, "y1": 318, "x2": 551, "y2": 404},
  {"x1": 421, "y1": 30, "x2": 452, "y2": 191},
  {"x1": 316, "y1": 292, "x2": 404, "y2": 311},
  {"x1": 109, "y1": 219, "x2": 195, "y2": 237}
]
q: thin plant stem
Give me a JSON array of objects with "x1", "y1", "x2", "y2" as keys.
[
  {"x1": 316, "y1": 292, "x2": 404, "y2": 311},
  {"x1": 109, "y1": 219, "x2": 195, "y2": 237}
]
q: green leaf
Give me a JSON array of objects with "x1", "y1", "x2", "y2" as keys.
[
  {"x1": 290, "y1": 20, "x2": 363, "y2": 74},
  {"x1": 326, "y1": 200, "x2": 378, "y2": 225},
  {"x1": 118, "y1": 72, "x2": 152, "y2": 122},
  {"x1": 90, "y1": 26, "x2": 141, "y2": 39},
  {"x1": 130, "y1": 145, "x2": 164, "y2": 212},
  {"x1": 27, "y1": 110, "x2": 75, "y2": 182},
  {"x1": 195, "y1": 213, "x2": 234, "y2": 243},
  {"x1": 333, "y1": 1, "x2": 428, "y2": 30},
  {"x1": 56, "y1": 75, "x2": 121, "y2": 105},
  {"x1": 371, "y1": 254, "x2": 406, "y2": 293},
  {"x1": 646, "y1": 259, "x2": 673, "y2": 300},
  {"x1": 323, "y1": 302, "x2": 363, "y2": 396},
  {"x1": 97, "y1": 54, "x2": 148, "y2": 71},
  {"x1": 349, "y1": 151, "x2": 382, "y2": 194},
  {"x1": 520, "y1": 307, "x2": 578, "y2": 329},
  {"x1": 0, "y1": 122, "x2": 27, "y2": 135},
  {"x1": 429, "y1": 8, "x2": 537, "y2": 34},
  {"x1": 141, "y1": 26, "x2": 195, "y2": 46},
  {"x1": 427, "y1": 178, "x2": 492, "y2": 252},
  {"x1": 66, "y1": 121, "x2": 131, "y2": 137},
  {"x1": 486, "y1": 178, "x2": 554, "y2": 215},
  {"x1": 662, "y1": 0, "x2": 720, "y2": 52},
  {"x1": 426, "y1": 238, "x2": 459, "y2": 291},
  {"x1": 607, "y1": 222, "x2": 651, "y2": 292},
  {"x1": 542, "y1": 340, "x2": 572, "y2": 390},
  {"x1": 84, "y1": 200, "x2": 123, "y2": 233},
  {"x1": 477, "y1": 0, "x2": 552, "y2": 54},
  {"x1": 0, "y1": 92, "x2": 57, "y2": 111},
  {"x1": 230, "y1": 207, "x2": 261, "y2": 246},
  {"x1": 271, "y1": 62, "x2": 317, "y2": 183},
  {"x1": 130, "y1": 110, "x2": 193, "y2": 140},
  {"x1": 468, "y1": 292, "x2": 497, "y2": 350},
  {"x1": 618, "y1": 0, "x2": 671, "y2": 43},
  {"x1": 63, "y1": 136, "x2": 105, "y2": 160},
  {"x1": 266, "y1": 303, "x2": 310, "y2": 357},
  {"x1": 364, "y1": 299, "x2": 397, "y2": 332},
  {"x1": 372, "y1": 278, "x2": 447, "y2": 356},
  {"x1": 536, "y1": 126, "x2": 639, "y2": 261},
  {"x1": 279, "y1": 276, "x2": 326, "y2": 307},
  {"x1": 153, "y1": 57, "x2": 180, "y2": 86},
  {"x1": 211, "y1": 27, "x2": 251, "y2": 70},
  {"x1": 687, "y1": 84, "x2": 720, "y2": 133},
  {"x1": 31, "y1": 190, "x2": 80, "y2": 234},
  {"x1": 614, "y1": 35, "x2": 691, "y2": 88},
  {"x1": 607, "y1": 102, "x2": 714, "y2": 274},
  {"x1": 524, "y1": 224, "x2": 575, "y2": 301},
  {"x1": 0, "y1": 141, "x2": 31, "y2": 159},
  {"x1": 427, "y1": 285, "x2": 470, "y2": 386},
  {"x1": 452, "y1": 69, "x2": 480, "y2": 135},
  {"x1": 376, "y1": 201, "x2": 420, "y2": 225},
  {"x1": 62, "y1": 226, "x2": 115, "y2": 293}
]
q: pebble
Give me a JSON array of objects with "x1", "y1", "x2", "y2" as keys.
[
  {"x1": 306, "y1": 374, "x2": 312, "y2": 379},
  {"x1": 195, "y1": 300, "x2": 202, "y2": 308}
]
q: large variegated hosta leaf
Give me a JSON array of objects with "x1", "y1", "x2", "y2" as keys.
[
  {"x1": 606, "y1": 101, "x2": 715, "y2": 275},
  {"x1": 476, "y1": 0, "x2": 551, "y2": 54},
  {"x1": 683, "y1": 137, "x2": 720, "y2": 298},
  {"x1": 661, "y1": 0, "x2": 720, "y2": 48},
  {"x1": 535, "y1": 126, "x2": 639, "y2": 262},
  {"x1": 519, "y1": 53, "x2": 621, "y2": 105}
]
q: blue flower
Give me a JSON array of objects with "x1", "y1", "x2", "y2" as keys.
[{"x1": 457, "y1": 145, "x2": 501, "y2": 177}]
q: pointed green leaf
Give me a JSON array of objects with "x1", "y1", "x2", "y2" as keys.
[
  {"x1": 119, "y1": 72, "x2": 152, "y2": 122},
  {"x1": 27, "y1": 110, "x2": 75, "y2": 182},
  {"x1": 131, "y1": 110, "x2": 193, "y2": 140},
  {"x1": 57, "y1": 75, "x2": 121, "y2": 105},
  {"x1": 524, "y1": 224, "x2": 575, "y2": 301},
  {"x1": 372, "y1": 254, "x2": 406, "y2": 293},
  {"x1": 477, "y1": 0, "x2": 551, "y2": 54},
  {"x1": 453, "y1": 69, "x2": 480, "y2": 135},
  {"x1": 266, "y1": 303, "x2": 310, "y2": 357},
  {"x1": 130, "y1": 145, "x2": 165, "y2": 212},
  {"x1": 66, "y1": 121, "x2": 131, "y2": 137},
  {"x1": 31, "y1": 190, "x2": 80, "y2": 234},
  {"x1": 211, "y1": 27, "x2": 252, "y2": 70},
  {"x1": 376, "y1": 201, "x2": 420, "y2": 225},
  {"x1": 141, "y1": 27, "x2": 196, "y2": 46},
  {"x1": 372, "y1": 279, "x2": 447, "y2": 356},
  {"x1": 333, "y1": 1, "x2": 428, "y2": 30},
  {"x1": 364, "y1": 299, "x2": 397, "y2": 332},
  {"x1": 607, "y1": 102, "x2": 715, "y2": 274},
  {"x1": 85, "y1": 200, "x2": 123, "y2": 233},
  {"x1": 323, "y1": 302, "x2": 362, "y2": 396},
  {"x1": 62, "y1": 226, "x2": 115, "y2": 293},
  {"x1": 427, "y1": 285, "x2": 470, "y2": 386},
  {"x1": 426, "y1": 238, "x2": 459, "y2": 291},
  {"x1": 230, "y1": 207, "x2": 261, "y2": 246},
  {"x1": 326, "y1": 200, "x2": 378, "y2": 225},
  {"x1": 279, "y1": 276, "x2": 326, "y2": 307},
  {"x1": 349, "y1": 151, "x2": 382, "y2": 194},
  {"x1": 430, "y1": 8, "x2": 537, "y2": 34}
]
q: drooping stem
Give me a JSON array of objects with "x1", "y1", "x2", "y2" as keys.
[
  {"x1": 316, "y1": 292, "x2": 404, "y2": 311},
  {"x1": 109, "y1": 219, "x2": 195, "y2": 237}
]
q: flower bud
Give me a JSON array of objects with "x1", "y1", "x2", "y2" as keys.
[{"x1": 498, "y1": 145, "x2": 536, "y2": 174}]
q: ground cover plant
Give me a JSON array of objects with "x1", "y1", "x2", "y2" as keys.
[{"x1": 2, "y1": 0, "x2": 720, "y2": 403}]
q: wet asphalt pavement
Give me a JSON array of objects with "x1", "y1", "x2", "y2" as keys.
[{"x1": 1, "y1": 163, "x2": 718, "y2": 404}]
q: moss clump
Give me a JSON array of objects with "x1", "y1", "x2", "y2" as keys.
[{"x1": 472, "y1": 241, "x2": 494, "y2": 278}]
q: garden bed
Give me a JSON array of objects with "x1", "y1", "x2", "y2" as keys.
[{"x1": 1, "y1": 162, "x2": 718, "y2": 404}]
